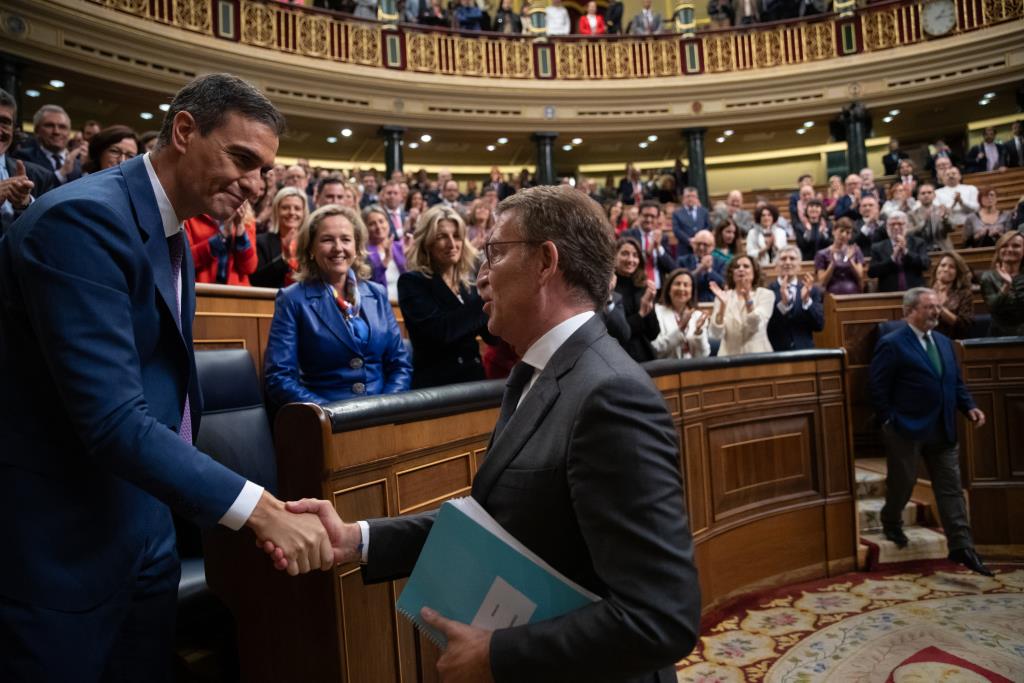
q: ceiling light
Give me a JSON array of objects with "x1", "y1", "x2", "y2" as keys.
[
  {"x1": 48, "y1": 79, "x2": 65, "y2": 88},
  {"x1": 408, "y1": 142, "x2": 419, "y2": 149},
  {"x1": 796, "y1": 128, "x2": 807, "y2": 135},
  {"x1": 562, "y1": 144, "x2": 573, "y2": 151},
  {"x1": 497, "y1": 137, "x2": 509, "y2": 144},
  {"x1": 158, "y1": 103, "x2": 170, "y2": 112},
  {"x1": 882, "y1": 115, "x2": 894, "y2": 123},
  {"x1": 420, "y1": 134, "x2": 432, "y2": 143},
  {"x1": 487, "y1": 145, "x2": 496, "y2": 151},
  {"x1": 716, "y1": 136, "x2": 726, "y2": 143},
  {"x1": 571, "y1": 137, "x2": 583, "y2": 145},
  {"x1": 983, "y1": 92, "x2": 995, "y2": 99},
  {"x1": 724, "y1": 130, "x2": 734, "y2": 136},
  {"x1": 979, "y1": 100, "x2": 990, "y2": 106},
  {"x1": 340, "y1": 128, "x2": 353, "y2": 137},
  {"x1": 888, "y1": 109, "x2": 900, "y2": 116},
  {"x1": 647, "y1": 134, "x2": 658, "y2": 142},
  {"x1": 638, "y1": 142, "x2": 649, "y2": 149},
  {"x1": 139, "y1": 112, "x2": 154, "y2": 120},
  {"x1": 326, "y1": 136, "x2": 338, "y2": 143},
  {"x1": 803, "y1": 121, "x2": 814, "y2": 128},
  {"x1": 25, "y1": 89, "x2": 40, "y2": 98}
]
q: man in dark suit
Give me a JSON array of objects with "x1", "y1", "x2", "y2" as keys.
[
  {"x1": 867, "y1": 211, "x2": 930, "y2": 292},
  {"x1": 676, "y1": 229, "x2": 725, "y2": 303},
  {"x1": 12, "y1": 103, "x2": 85, "y2": 185},
  {"x1": 0, "y1": 89, "x2": 57, "y2": 235},
  {"x1": 380, "y1": 179, "x2": 409, "y2": 240},
  {"x1": 965, "y1": 126, "x2": 1007, "y2": 173},
  {"x1": 285, "y1": 185, "x2": 700, "y2": 682},
  {"x1": 881, "y1": 138, "x2": 910, "y2": 176},
  {"x1": 671, "y1": 186, "x2": 711, "y2": 256},
  {"x1": 869, "y1": 287, "x2": 991, "y2": 576},
  {"x1": 767, "y1": 246, "x2": 824, "y2": 351},
  {"x1": 1004, "y1": 120, "x2": 1023, "y2": 168},
  {"x1": 925, "y1": 139, "x2": 958, "y2": 183},
  {"x1": 852, "y1": 194, "x2": 885, "y2": 253},
  {"x1": 626, "y1": 200, "x2": 676, "y2": 294},
  {"x1": 0, "y1": 74, "x2": 334, "y2": 680}
]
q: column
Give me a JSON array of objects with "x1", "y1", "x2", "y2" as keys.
[
  {"x1": 683, "y1": 128, "x2": 708, "y2": 208},
  {"x1": 532, "y1": 132, "x2": 558, "y2": 186},
  {"x1": 380, "y1": 126, "x2": 405, "y2": 179},
  {"x1": 0, "y1": 54, "x2": 23, "y2": 128},
  {"x1": 841, "y1": 102, "x2": 869, "y2": 174}
]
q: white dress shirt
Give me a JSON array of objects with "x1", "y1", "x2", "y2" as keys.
[
  {"x1": 934, "y1": 183, "x2": 979, "y2": 227},
  {"x1": 546, "y1": 5, "x2": 570, "y2": 34}
]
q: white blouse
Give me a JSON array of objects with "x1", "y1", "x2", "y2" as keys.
[
  {"x1": 652, "y1": 304, "x2": 711, "y2": 360},
  {"x1": 708, "y1": 288, "x2": 775, "y2": 356}
]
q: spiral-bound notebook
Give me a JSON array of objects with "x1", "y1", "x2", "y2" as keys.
[{"x1": 396, "y1": 497, "x2": 600, "y2": 648}]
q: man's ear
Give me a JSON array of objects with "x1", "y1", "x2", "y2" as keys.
[
  {"x1": 170, "y1": 111, "x2": 198, "y2": 155},
  {"x1": 536, "y1": 241, "x2": 560, "y2": 285}
]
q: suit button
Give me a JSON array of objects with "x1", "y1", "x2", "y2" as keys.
[
  {"x1": 352, "y1": 382, "x2": 366, "y2": 394},
  {"x1": 350, "y1": 357, "x2": 364, "y2": 370}
]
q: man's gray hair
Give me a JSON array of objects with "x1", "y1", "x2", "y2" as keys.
[
  {"x1": 779, "y1": 244, "x2": 802, "y2": 260},
  {"x1": 903, "y1": 286, "x2": 934, "y2": 313},
  {"x1": 886, "y1": 210, "x2": 908, "y2": 226},
  {"x1": 32, "y1": 104, "x2": 69, "y2": 128}
]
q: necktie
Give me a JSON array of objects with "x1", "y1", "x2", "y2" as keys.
[
  {"x1": 390, "y1": 211, "x2": 402, "y2": 238},
  {"x1": 924, "y1": 333, "x2": 942, "y2": 375},
  {"x1": 644, "y1": 234, "x2": 655, "y2": 282},
  {"x1": 167, "y1": 232, "x2": 193, "y2": 444},
  {"x1": 492, "y1": 361, "x2": 535, "y2": 443},
  {"x1": 894, "y1": 246, "x2": 907, "y2": 291},
  {"x1": 51, "y1": 153, "x2": 62, "y2": 173}
]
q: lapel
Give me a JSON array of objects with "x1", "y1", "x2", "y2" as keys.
[
  {"x1": 359, "y1": 280, "x2": 383, "y2": 337},
  {"x1": 473, "y1": 316, "x2": 605, "y2": 504},
  {"x1": 307, "y1": 281, "x2": 360, "y2": 357}
]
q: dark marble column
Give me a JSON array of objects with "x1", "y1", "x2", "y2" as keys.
[
  {"x1": 380, "y1": 126, "x2": 405, "y2": 179},
  {"x1": 841, "y1": 102, "x2": 870, "y2": 174},
  {"x1": 532, "y1": 132, "x2": 558, "y2": 186},
  {"x1": 683, "y1": 127, "x2": 708, "y2": 207},
  {"x1": 0, "y1": 54, "x2": 23, "y2": 128}
]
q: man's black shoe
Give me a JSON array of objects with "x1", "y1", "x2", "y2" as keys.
[
  {"x1": 948, "y1": 547, "x2": 994, "y2": 577},
  {"x1": 883, "y1": 527, "x2": 908, "y2": 549}
]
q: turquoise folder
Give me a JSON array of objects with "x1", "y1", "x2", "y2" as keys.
[{"x1": 396, "y1": 497, "x2": 600, "y2": 648}]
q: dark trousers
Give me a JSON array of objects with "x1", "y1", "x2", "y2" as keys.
[
  {"x1": 880, "y1": 424, "x2": 972, "y2": 551},
  {"x1": 0, "y1": 533, "x2": 180, "y2": 683}
]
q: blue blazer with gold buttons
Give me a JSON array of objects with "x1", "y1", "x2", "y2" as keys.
[{"x1": 264, "y1": 278, "x2": 412, "y2": 407}]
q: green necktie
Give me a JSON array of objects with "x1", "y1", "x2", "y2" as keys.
[{"x1": 924, "y1": 333, "x2": 942, "y2": 375}]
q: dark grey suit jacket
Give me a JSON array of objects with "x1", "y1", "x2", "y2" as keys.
[{"x1": 364, "y1": 315, "x2": 700, "y2": 683}]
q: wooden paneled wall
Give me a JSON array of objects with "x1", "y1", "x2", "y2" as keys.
[{"x1": 193, "y1": 283, "x2": 277, "y2": 378}]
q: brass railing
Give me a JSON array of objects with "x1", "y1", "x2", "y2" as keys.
[{"x1": 88, "y1": 0, "x2": 1023, "y2": 80}]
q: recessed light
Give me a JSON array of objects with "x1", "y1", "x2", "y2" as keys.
[
  {"x1": 647, "y1": 134, "x2": 658, "y2": 142},
  {"x1": 803, "y1": 121, "x2": 814, "y2": 128},
  {"x1": 48, "y1": 79, "x2": 65, "y2": 88},
  {"x1": 139, "y1": 112, "x2": 154, "y2": 120},
  {"x1": 326, "y1": 136, "x2": 338, "y2": 143},
  {"x1": 497, "y1": 137, "x2": 509, "y2": 144},
  {"x1": 25, "y1": 89, "x2": 40, "y2": 98},
  {"x1": 158, "y1": 103, "x2": 170, "y2": 112},
  {"x1": 638, "y1": 142, "x2": 649, "y2": 149},
  {"x1": 724, "y1": 129, "x2": 734, "y2": 136},
  {"x1": 340, "y1": 128, "x2": 353, "y2": 137},
  {"x1": 716, "y1": 136, "x2": 726, "y2": 143},
  {"x1": 487, "y1": 145, "x2": 496, "y2": 151},
  {"x1": 888, "y1": 109, "x2": 900, "y2": 116},
  {"x1": 571, "y1": 137, "x2": 583, "y2": 145},
  {"x1": 562, "y1": 144, "x2": 573, "y2": 151},
  {"x1": 796, "y1": 128, "x2": 806, "y2": 135},
  {"x1": 983, "y1": 92, "x2": 995, "y2": 99},
  {"x1": 883, "y1": 115, "x2": 894, "y2": 123},
  {"x1": 408, "y1": 142, "x2": 419, "y2": 149},
  {"x1": 420, "y1": 134, "x2": 432, "y2": 143},
  {"x1": 978, "y1": 100, "x2": 990, "y2": 106}
]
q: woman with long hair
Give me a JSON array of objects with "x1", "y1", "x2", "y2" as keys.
[
  {"x1": 612, "y1": 236, "x2": 659, "y2": 362},
  {"x1": 466, "y1": 198, "x2": 495, "y2": 250},
  {"x1": 83, "y1": 125, "x2": 138, "y2": 173},
  {"x1": 362, "y1": 204, "x2": 407, "y2": 302},
  {"x1": 652, "y1": 269, "x2": 710, "y2": 359},
  {"x1": 251, "y1": 187, "x2": 308, "y2": 288},
  {"x1": 963, "y1": 186, "x2": 1012, "y2": 248},
  {"x1": 928, "y1": 251, "x2": 975, "y2": 339},
  {"x1": 712, "y1": 218, "x2": 742, "y2": 264},
  {"x1": 980, "y1": 231, "x2": 1024, "y2": 336}
]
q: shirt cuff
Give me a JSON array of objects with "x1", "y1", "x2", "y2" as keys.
[
  {"x1": 218, "y1": 480, "x2": 265, "y2": 530},
  {"x1": 801, "y1": 296, "x2": 813, "y2": 310},
  {"x1": 357, "y1": 520, "x2": 370, "y2": 564},
  {"x1": 777, "y1": 301, "x2": 793, "y2": 315}
]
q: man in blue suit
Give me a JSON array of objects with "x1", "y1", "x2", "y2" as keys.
[
  {"x1": 869, "y1": 287, "x2": 991, "y2": 576},
  {"x1": 12, "y1": 103, "x2": 85, "y2": 185},
  {"x1": 767, "y1": 246, "x2": 824, "y2": 351},
  {"x1": 671, "y1": 186, "x2": 710, "y2": 256},
  {"x1": 0, "y1": 74, "x2": 334, "y2": 681}
]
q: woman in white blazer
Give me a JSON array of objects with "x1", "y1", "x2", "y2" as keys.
[
  {"x1": 652, "y1": 269, "x2": 710, "y2": 360},
  {"x1": 708, "y1": 255, "x2": 775, "y2": 356}
]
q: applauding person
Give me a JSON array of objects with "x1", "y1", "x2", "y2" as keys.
[
  {"x1": 251, "y1": 186, "x2": 307, "y2": 288},
  {"x1": 185, "y1": 200, "x2": 258, "y2": 285},
  {"x1": 363, "y1": 205, "x2": 406, "y2": 302},
  {"x1": 815, "y1": 217, "x2": 865, "y2": 295},
  {"x1": 980, "y1": 231, "x2": 1024, "y2": 336},
  {"x1": 708, "y1": 255, "x2": 774, "y2": 356},
  {"x1": 929, "y1": 251, "x2": 975, "y2": 339},
  {"x1": 767, "y1": 246, "x2": 824, "y2": 351},
  {"x1": 613, "y1": 236, "x2": 660, "y2": 362},
  {"x1": 653, "y1": 269, "x2": 710, "y2": 359},
  {"x1": 868, "y1": 211, "x2": 930, "y2": 293},
  {"x1": 963, "y1": 187, "x2": 1012, "y2": 248}
]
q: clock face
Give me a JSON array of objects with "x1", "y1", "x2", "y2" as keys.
[{"x1": 922, "y1": 0, "x2": 956, "y2": 36}]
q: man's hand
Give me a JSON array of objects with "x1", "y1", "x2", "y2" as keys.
[
  {"x1": 61, "y1": 146, "x2": 88, "y2": 176},
  {"x1": 779, "y1": 281, "x2": 791, "y2": 306},
  {"x1": 421, "y1": 608, "x2": 494, "y2": 683},
  {"x1": 967, "y1": 408, "x2": 986, "y2": 428},
  {"x1": 0, "y1": 160, "x2": 34, "y2": 209},
  {"x1": 801, "y1": 272, "x2": 814, "y2": 304},
  {"x1": 245, "y1": 491, "x2": 333, "y2": 575},
  {"x1": 284, "y1": 498, "x2": 363, "y2": 566}
]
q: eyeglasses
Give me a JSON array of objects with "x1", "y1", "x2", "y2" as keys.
[
  {"x1": 482, "y1": 239, "x2": 542, "y2": 268},
  {"x1": 104, "y1": 147, "x2": 136, "y2": 161},
  {"x1": 0, "y1": 115, "x2": 13, "y2": 130}
]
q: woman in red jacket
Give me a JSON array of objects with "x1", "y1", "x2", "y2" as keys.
[
  {"x1": 185, "y1": 201, "x2": 258, "y2": 286},
  {"x1": 578, "y1": 1, "x2": 607, "y2": 34}
]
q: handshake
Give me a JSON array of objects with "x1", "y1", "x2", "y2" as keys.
[{"x1": 245, "y1": 491, "x2": 360, "y2": 575}]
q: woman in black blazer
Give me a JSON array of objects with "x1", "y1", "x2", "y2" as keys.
[
  {"x1": 398, "y1": 205, "x2": 495, "y2": 388},
  {"x1": 251, "y1": 187, "x2": 308, "y2": 288},
  {"x1": 612, "y1": 236, "x2": 659, "y2": 362}
]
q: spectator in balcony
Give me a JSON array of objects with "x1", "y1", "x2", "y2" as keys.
[
  {"x1": 264, "y1": 205, "x2": 411, "y2": 407},
  {"x1": 853, "y1": 194, "x2": 885, "y2": 252},
  {"x1": 707, "y1": 0, "x2": 733, "y2": 28},
  {"x1": 815, "y1": 217, "x2": 865, "y2": 295},
  {"x1": 882, "y1": 137, "x2": 910, "y2": 176},
  {"x1": 708, "y1": 255, "x2": 774, "y2": 356},
  {"x1": 965, "y1": 126, "x2": 1007, "y2": 174},
  {"x1": 672, "y1": 185, "x2": 711, "y2": 256},
  {"x1": 353, "y1": 0, "x2": 377, "y2": 20},
  {"x1": 630, "y1": 0, "x2": 662, "y2": 34},
  {"x1": 467, "y1": 197, "x2": 495, "y2": 250},
  {"x1": 677, "y1": 229, "x2": 726, "y2": 302},
  {"x1": 653, "y1": 269, "x2": 711, "y2": 360},
  {"x1": 618, "y1": 162, "x2": 645, "y2": 205},
  {"x1": 605, "y1": 0, "x2": 624, "y2": 33},
  {"x1": 767, "y1": 246, "x2": 824, "y2": 351},
  {"x1": 963, "y1": 186, "x2": 1012, "y2": 248},
  {"x1": 713, "y1": 217, "x2": 742, "y2": 264},
  {"x1": 612, "y1": 236, "x2": 659, "y2": 362},
  {"x1": 364, "y1": 205, "x2": 407, "y2": 301},
  {"x1": 1006, "y1": 120, "x2": 1023, "y2": 168},
  {"x1": 252, "y1": 187, "x2": 308, "y2": 288},
  {"x1": 788, "y1": 173, "x2": 814, "y2": 223},
  {"x1": 897, "y1": 158, "x2": 919, "y2": 196},
  {"x1": 747, "y1": 204, "x2": 788, "y2": 266},
  {"x1": 399, "y1": 205, "x2": 492, "y2": 388},
  {"x1": 929, "y1": 251, "x2": 975, "y2": 339},
  {"x1": 794, "y1": 198, "x2": 832, "y2": 261},
  {"x1": 733, "y1": 0, "x2": 759, "y2": 25},
  {"x1": 82, "y1": 126, "x2": 138, "y2": 174},
  {"x1": 833, "y1": 173, "x2": 863, "y2": 220},
  {"x1": 823, "y1": 174, "x2": 843, "y2": 217},
  {"x1": 868, "y1": 211, "x2": 930, "y2": 293},
  {"x1": 455, "y1": 0, "x2": 485, "y2": 30},
  {"x1": 14, "y1": 104, "x2": 85, "y2": 185},
  {"x1": 796, "y1": 0, "x2": 828, "y2": 16},
  {"x1": 493, "y1": 0, "x2": 523, "y2": 32},
  {"x1": 934, "y1": 166, "x2": 978, "y2": 229},
  {"x1": 909, "y1": 183, "x2": 955, "y2": 252},
  {"x1": 578, "y1": 1, "x2": 608, "y2": 33},
  {"x1": 882, "y1": 182, "x2": 920, "y2": 228},
  {"x1": 546, "y1": 0, "x2": 571, "y2": 35},
  {"x1": 186, "y1": 202, "x2": 258, "y2": 286},
  {"x1": 981, "y1": 231, "x2": 1024, "y2": 336}
]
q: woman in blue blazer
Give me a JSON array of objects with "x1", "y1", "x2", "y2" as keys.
[{"x1": 264, "y1": 205, "x2": 412, "y2": 407}]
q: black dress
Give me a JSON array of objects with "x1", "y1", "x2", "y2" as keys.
[
  {"x1": 613, "y1": 276, "x2": 659, "y2": 363},
  {"x1": 250, "y1": 232, "x2": 290, "y2": 289}
]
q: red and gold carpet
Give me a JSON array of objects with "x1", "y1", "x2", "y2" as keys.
[{"x1": 676, "y1": 561, "x2": 1024, "y2": 682}]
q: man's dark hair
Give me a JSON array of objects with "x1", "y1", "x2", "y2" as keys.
[
  {"x1": 639, "y1": 200, "x2": 662, "y2": 214},
  {"x1": 496, "y1": 185, "x2": 615, "y2": 311},
  {"x1": 797, "y1": 173, "x2": 812, "y2": 183},
  {"x1": 157, "y1": 73, "x2": 285, "y2": 147},
  {"x1": 316, "y1": 176, "x2": 345, "y2": 195},
  {"x1": 0, "y1": 88, "x2": 17, "y2": 116}
]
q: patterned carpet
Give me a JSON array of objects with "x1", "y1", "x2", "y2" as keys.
[{"x1": 677, "y1": 561, "x2": 1024, "y2": 682}]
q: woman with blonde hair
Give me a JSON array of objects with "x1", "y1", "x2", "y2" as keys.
[
  {"x1": 980, "y1": 231, "x2": 1024, "y2": 336},
  {"x1": 263, "y1": 204, "x2": 411, "y2": 407},
  {"x1": 466, "y1": 198, "x2": 495, "y2": 250},
  {"x1": 398, "y1": 205, "x2": 494, "y2": 388},
  {"x1": 928, "y1": 251, "x2": 975, "y2": 339},
  {"x1": 252, "y1": 186, "x2": 308, "y2": 288}
]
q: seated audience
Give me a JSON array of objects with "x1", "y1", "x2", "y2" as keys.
[
  {"x1": 629, "y1": 0, "x2": 661, "y2": 34},
  {"x1": 613, "y1": 236, "x2": 660, "y2": 362},
  {"x1": 363, "y1": 205, "x2": 406, "y2": 302},
  {"x1": 934, "y1": 166, "x2": 978, "y2": 229},
  {"x1": 579, "y1": 1, "x2": 608, "y2": 33},
  {"x1": 82, "y1": 126, "x2": 138, "y2": 174},
  {"x1": 909, "y1": 183, "x2": 954, "y2": 252},
  {"x1": 251, "y1": 186, "x2": 308, "y2": 288},
  {"x1": 853, "y1": 194, "x2": 886, "y2": 252},
  {"x1": 672, "y1": 186, "x2": 711, "y2": 255},
  {"x1": 868, "y1": 211, "x2": 930, "y2": 293},
  {"x1": 0, "y1": 89, "x2": 56, "y2": 234},
  {"x1": 314, "y1": 176, "x2": 348, "y2": 209},
  {"x1": 815, "y1": 217, "x2": 865, "y2": 295},
  {"x1": 466, "y1": 198, "x2": 494, "y2": 250},
  {"x1": 963, "y1": 186, "x2": 1012, "y2": 248},
  {"x1": 399, "y1": 205, "x2": 492, "y2": 388},
  {"x1": 405, "y1": 188, "x2": 425, "y2": 232},
  {"x1": 652, "y1": 269, "x2": 711, "y2": 360},
  {"x1": 965, "y1": 126, "x2": 1007, "y2": 173},
  {"x1": 881, "y1": 182, "x2": 919, "y2": 227},
  {"x1": 677, "y1": 229, "x2": 726, "y2": 302},
  {"x1": 980, "y1": 231, "x2": 1024, "y2": 336},
  {"x1": 708, "y1": 255, "x2": 774, "y2": 356},
  {"x1": 263, "y1": 205, "x2": 412, "y2": 407},
  {"x1": 794, "y1": 198, "x2": 832, "y2": 261},
  {"x1": 625, "y1": 201, "x2": 675, "y2": 292},
  {"x1": 929, "y1": 251, "x2": 975, "y2": 339},
  {"x1": 767, "y1": 246, "x2": 824, "y2": 351},
  {"x1": 185, "y1": 202, "x2": 257, "y2": 285},
  {"x1": 823, "y1": 174, "x2": 843, "y2": 217},
  {"x1": 746, "y1": 204, "x2": 787, "y2": 266},
  {"x1": 713, "y1": 218, "x2": 742, "y2": 264}
]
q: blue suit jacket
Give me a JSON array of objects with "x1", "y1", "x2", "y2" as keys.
[
  {"x1": 671, "y1": 205, "x2": 711, "y2": 255},
  {"x1": 263, "y1": 279, "x2": 412, "y2": 406},
  {"x1": 0, "y1": 155, "x2": 247, "y2": 610},
  {"x1": 869, "y1": 325, "x2": 976, "y2": 443},
  {"x1": 766, "y1": 280, "x2": 824, "y2": 351}
]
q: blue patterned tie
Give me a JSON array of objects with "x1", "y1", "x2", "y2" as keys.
[{"x1": 167, "y1": 231, "x2": 193, "y2": 444}]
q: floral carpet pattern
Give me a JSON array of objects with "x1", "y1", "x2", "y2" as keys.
[{"x1": 677, "y1": 562, "x2": 1024, "y2": 682}]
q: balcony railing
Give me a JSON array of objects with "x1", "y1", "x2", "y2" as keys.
[{"x1": 89, "y1": 0, "x2": 1023, "y2": 80}]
